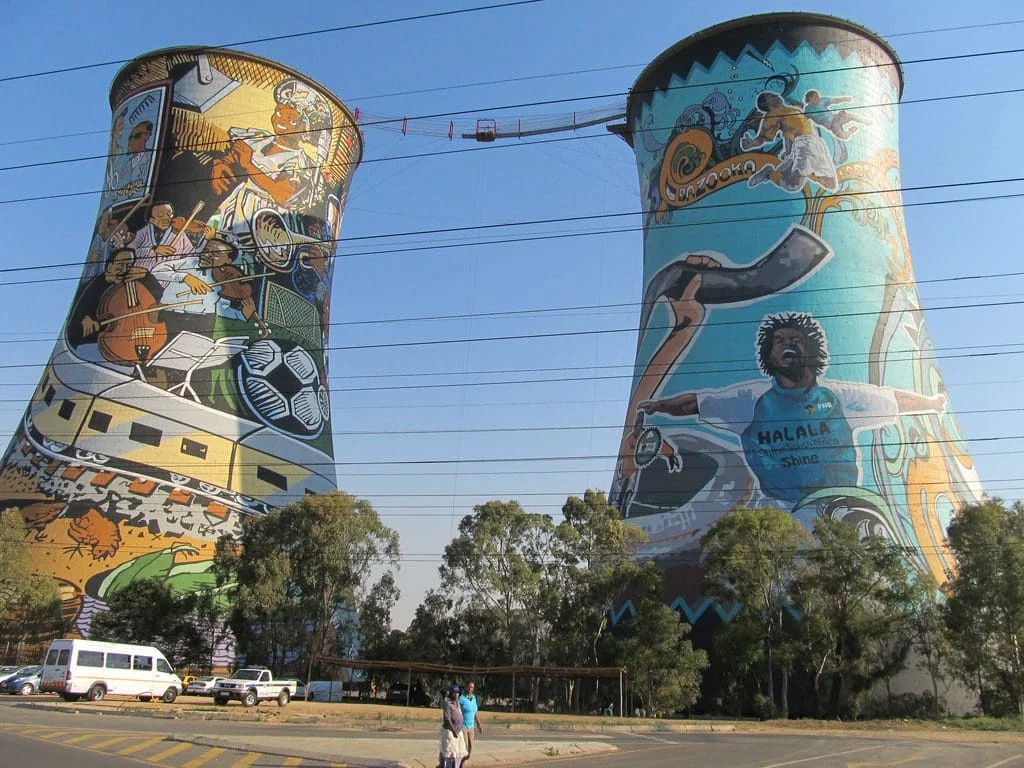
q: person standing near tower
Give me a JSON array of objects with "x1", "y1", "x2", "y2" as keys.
[{"x1": 459, "y1": 681, "x2": 483, "y2": 761}]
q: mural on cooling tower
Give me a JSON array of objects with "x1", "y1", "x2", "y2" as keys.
[
  {"x1": 610, "y1": 15, "x2": 984, "y2": 594},
  {"x1": 0, "y1": 49, "x2": 361, "y2": 645}
]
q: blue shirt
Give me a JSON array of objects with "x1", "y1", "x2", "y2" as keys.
[
  {"x1": 739, "y1": 381, "x2": 857, "y2": 503},
  {"x1": 459, "y1": 693, "x2": 478, "y2": 728}
]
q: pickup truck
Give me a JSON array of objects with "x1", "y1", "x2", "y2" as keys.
[{"x1": 212, "y1": 668, "x2": 299, "y2": 707}]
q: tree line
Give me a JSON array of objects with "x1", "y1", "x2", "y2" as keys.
[{"x1": 4, "y1": 494, "x2": 1024, "y2": 720}]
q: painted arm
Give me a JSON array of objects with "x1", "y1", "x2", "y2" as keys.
[
  {"x1": 741, "y1": 116, "x2": 779, "y2": 150},
  {"x1": 895, "y1": 390, "x2": 946, "y2": 414},
  {"x1": 639, "y1": 392, "x2": 699, "y2": 417}
]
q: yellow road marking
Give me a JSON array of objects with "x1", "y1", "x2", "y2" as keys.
[
  {"x1": 182, "y1": 747, "x2": 226, "y2": 768},
  {"x1": 88, "y1": 735, "x2": 135, "y2": 749},
  {"x1": 283, "y1": 759, "x2": 304, "y2": 766},
  {"x1": 117, "y1": 736, "x2": 166, "y2": 755},
  {"x1": 18, "y1": 727, "x2": 54, "y2": 735},
  {"x1": 230, "y1": 753, "x2": 263, "y2": 768},
  {"x1": 848, "y1": 756, "x2": 923, "y2": 768},
  {"x1": 149, "y1": 741, "x2": 193, "y2": 762},
  {"x1": 62, "y1": 732, "x2": 105, "y2": 744}
]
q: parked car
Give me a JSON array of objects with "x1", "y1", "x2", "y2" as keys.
[
  {"x1": 1, "y1": 666, "x2": 42, "y2": 695},
  {"x1": 39, "y1": 638, "x2": 182, "y2": 703},
  {"x1": 386, "y1": 680, "x2": 432, "y2": 707},
  {"x1": 185, "y1": 676, "x2": 224, "y2": 695},
  {"x1": 0, "y1": 666, "x2": 39, "y2": 690},
  {"x1": 212, "y1": 668, "x2": 299, "y2": 707}
]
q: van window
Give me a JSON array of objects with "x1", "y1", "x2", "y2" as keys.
[
  {"x1": 58, "y1": 649, "x2": 70, "y2": 665},
  {"x1": 78, "y1": 651, "x2": 104, "y2": 667},
  {"x1": 133, "y1": 656, "x2": 153, "y2": 671},
  {"x1": 106, "y1": 653, "x2": 131, "y2": 670},
  {"x1": 156, "y1": 659, "x2": 173, "y2": 674},
  {"x1": 46, "y1": 649, "x2": 58, "y2": 665}
]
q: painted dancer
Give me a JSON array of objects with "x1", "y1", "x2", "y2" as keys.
[{"x1": 741, "y1": 91, "x2": 837, "y2": 190}]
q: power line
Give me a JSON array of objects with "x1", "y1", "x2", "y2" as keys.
[
  {"x1": 0, "y1": 290, "x2": 1019, "y2": 377},
  {"x1": 2, "y1": 172, "x2": 1023, "y2": 283},
  {"x1": 1, "y1": 261, "x2": 1018, "y2": 348},
  {"x1": 5, "y1": 339, "x2": 1022, "y2": 402},
  {"x1": 4, "y1": 15, "x2": 1022, "y2": 148},
  {"x1": 0, "y1": 432, "x2": 1016, "y2": 472},
  {"x1": 3, "y1": 79, "x2": 1022, "y2": 203},
  {"x1": 0, "y1": 1, "x2": 545, "y2": 84},
  {"x1": 5, "y1": 77, "x2": 1020, "y2": 176}
]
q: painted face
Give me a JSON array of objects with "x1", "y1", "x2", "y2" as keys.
[
  {"x1": 769, "y1": 328, "x2": 809, "y2": 375},
  {"x1": 199, "y1": 242, "x2": 233, "y2": 269},
  {"x1": 272, "y1": 104, "x2": 303, "y2": 136},
  {"x1": 105, "y1": 251, "x2": 134, "y2": 283},
  {"x1": 150, "y1": 204, "x2": 174, "y2": 229},
  {"x1": 128, "y1": 125, "x2": 151, "y2": 153}
]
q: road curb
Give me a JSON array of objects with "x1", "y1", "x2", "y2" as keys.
[
  {"x1": 12, "y1": 699, "x2": 735, "y2": 734},
  {"x1": 166, "y1": 733, "x2": 402, "y2": 768}
]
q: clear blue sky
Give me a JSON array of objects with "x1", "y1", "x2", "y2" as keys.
[{"x1": 1, "y1": 0, "x2": 1022, "y2": 629}]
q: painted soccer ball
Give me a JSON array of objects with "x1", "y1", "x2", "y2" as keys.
[{"x1": 237, "y1": 339, "x2": 330, "y2": 438}]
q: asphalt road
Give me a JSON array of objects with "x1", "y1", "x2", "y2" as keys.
[{"x1": 2, "y1": 697, "x2": 1024, "y2": 768}]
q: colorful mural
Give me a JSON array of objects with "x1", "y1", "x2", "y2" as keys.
[
  {"x1": 0, "y1": 48, "x2": 362, "y2": 656},
  {"x1": 610, "y1": 14, "x2": 984, "y2": 612}
]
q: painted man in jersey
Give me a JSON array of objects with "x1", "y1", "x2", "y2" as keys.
[{"x1": 638, "y1": 310, "x2": 946, "y2": 511}]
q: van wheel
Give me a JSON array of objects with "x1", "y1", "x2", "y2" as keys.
[
  {"x1": 86, "y1": 684, "x2": 106, "y2": 702},
  {"x1": 161, "y1": 687, "x2": 177, "y2": 704},
  {"x1": 241, "y1": 689, "x2": 257, "y2": 708},
  {"x1": 277, "y1": 689, "x2": 290, "y2": 707}
]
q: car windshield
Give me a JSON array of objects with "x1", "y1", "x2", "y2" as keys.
[
  {"x1": 18, "y1": 667, "x2": 42, "y2": 676},
  {"x1": 233, "y1": 670, "x2": 263, "y2": 680}
]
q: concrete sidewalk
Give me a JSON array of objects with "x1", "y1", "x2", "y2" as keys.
[{"x1": 168, "y1": 732, "x2": 618, "y2": 767}]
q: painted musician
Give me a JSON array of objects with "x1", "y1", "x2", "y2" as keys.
[
  {"x1": 73, "y1": 248, "x2": 164, "y2": 347},
  {"x1": 209, "y1": 79, "x2": 332, "y2": 230},
  {"x1": 151, "y1": 238, "x2": 267, "y2": 338},
  {"x1": 127, "y1": 201, "x2": 212, "y2": 272}
]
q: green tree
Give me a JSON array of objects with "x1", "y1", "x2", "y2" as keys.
[
  {"x1": 89, "y1": 578, "x2": 214, "y2": 669},
  {"x1": 214, "y1": 491, "x2": 399, "y2": 678},
  {"x1": 796, "y1": 516, "x2": 919, "y2": 719},
  {"x1": 702, "y1": 506, "x2": 809, "y2": 717},
  {"x1": 909, "y1": 576, "x2": 950, "y2": 718},
  {"x1": 944, "y1": 499, "x2": 1024, "y2": 717},
  {"x1": 440, "y1": 500, "x2": 555, "y2": 669},
  {"x1": 0, "y1": 510, "x2": 66, "y2": 663},
  {"x1": 620, "y1": 596, "x2": 708, "y2": 717},
  {"x1": 546, "y1": 490, "x2": 646, "y2": 706}
]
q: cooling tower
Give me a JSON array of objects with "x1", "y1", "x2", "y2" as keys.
[
  {"x1": 610, "y1": 13, "x2": 983, "y2": 615},
  {"x1": 0, "y1": 48, "x2": 361, "y2": 644}
]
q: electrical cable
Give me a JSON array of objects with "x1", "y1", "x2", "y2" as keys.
[
  {"x1": 2, "y1": 173, "x2": 1023, "y2": 282},
  {"x1": 3, "y1": 15, "x2": 1021, "y2": 147},
  {"x1": 0, "y1": 1, "x2": 546, "y2": 84}
]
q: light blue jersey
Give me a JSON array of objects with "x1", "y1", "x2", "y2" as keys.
[{"x1": 459, "y1": 693, "x2": 479, "y2": 729}]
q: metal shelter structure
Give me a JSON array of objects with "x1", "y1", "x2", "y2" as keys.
[{"x1": 316, "y1": 656, "x2": 628, "y2": 717}]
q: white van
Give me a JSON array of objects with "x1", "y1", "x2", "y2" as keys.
[{"x1": 39, "y1": 639, "x2": 182, "y2": 703}]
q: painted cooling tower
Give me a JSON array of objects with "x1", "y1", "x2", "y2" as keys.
[
  {"x1": 0, "y1": 48, "x2": 361, "y2": 642},
  {"x1": 610, "y1": 13, "x2": 983, "y2": 613}
]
